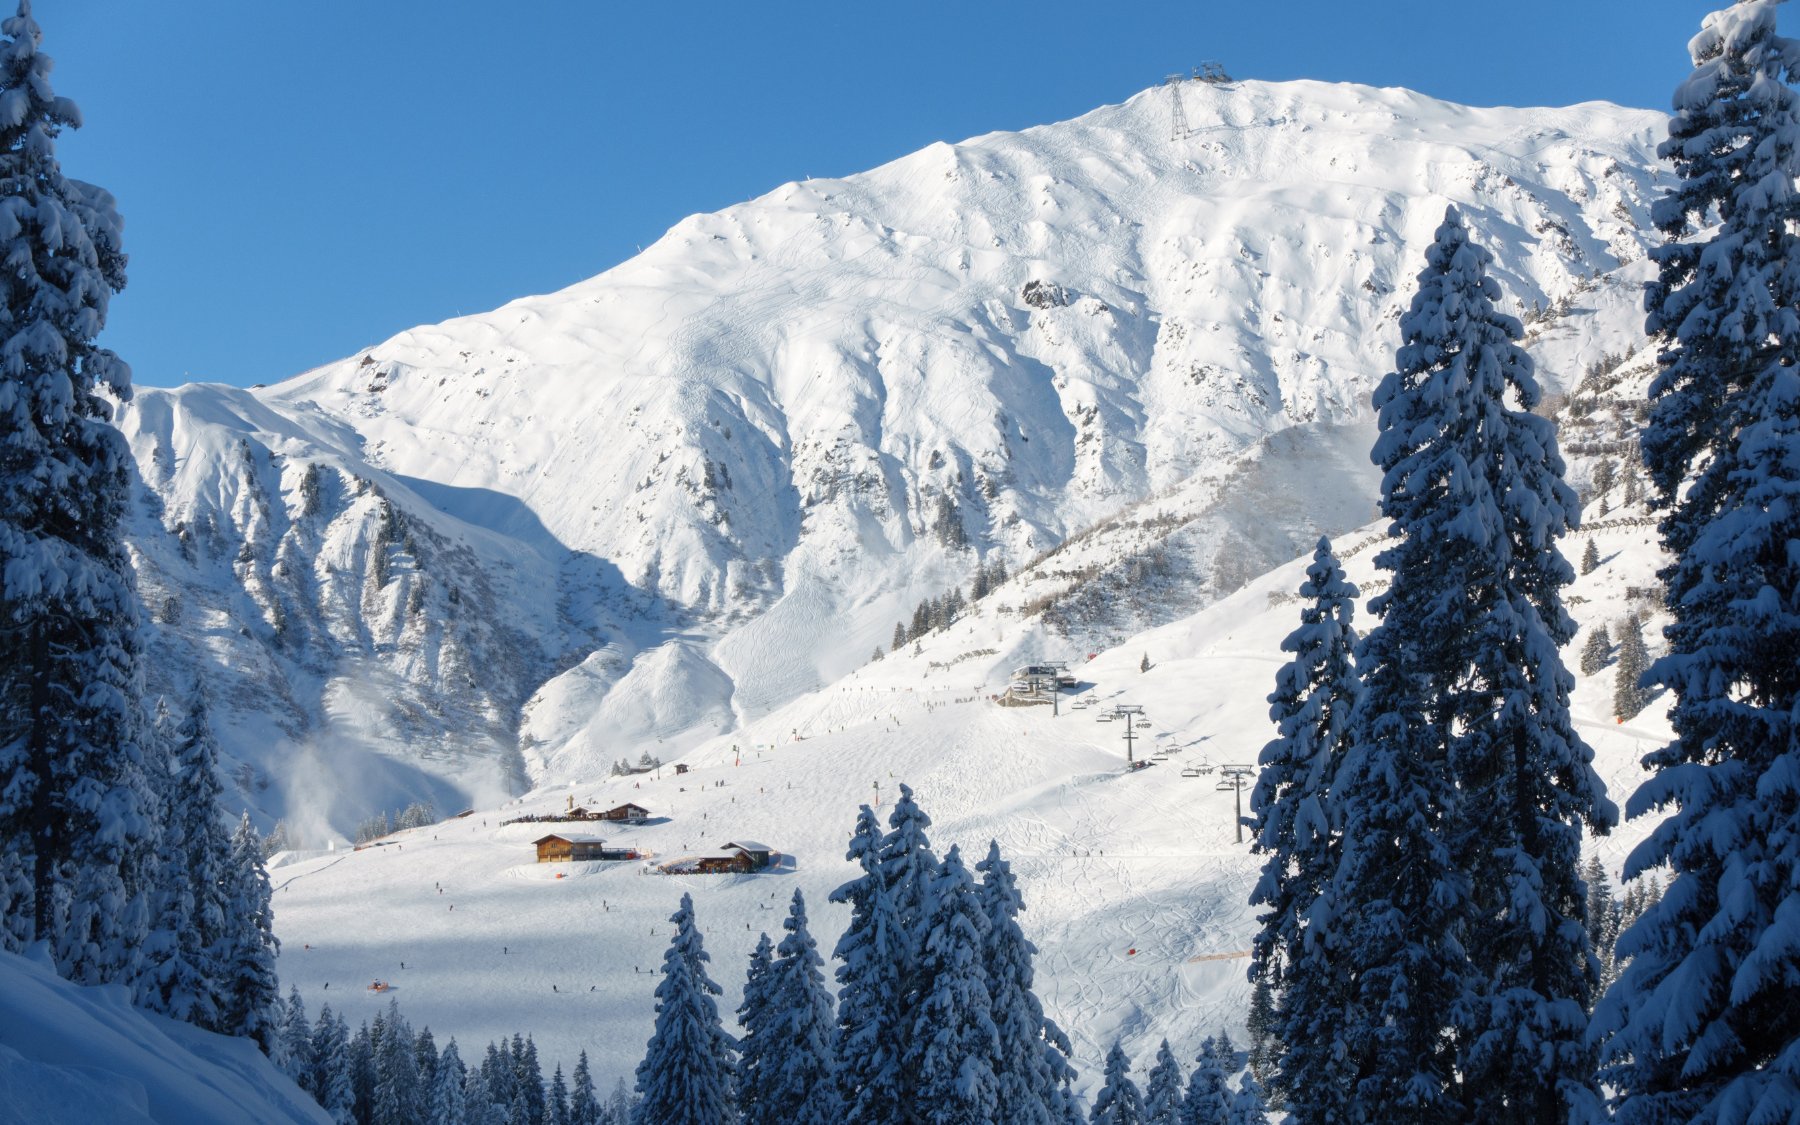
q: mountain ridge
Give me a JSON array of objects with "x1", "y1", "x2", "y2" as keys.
[{"x1": 118, "y1": 76, "x2": 1668, "y2": 832}]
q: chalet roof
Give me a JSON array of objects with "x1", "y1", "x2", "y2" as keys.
[
  {"x1": 602, "y1": 803, "x2": 650, "y2": 814},
  {"x1": 720, "y1": 840, "x2": 775, "y2": 854},
  {"x1": 532, "y1": 833, "x2": 611, "y2": 845}
]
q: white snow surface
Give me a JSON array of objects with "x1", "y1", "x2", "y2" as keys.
[
  {"x1": 115, "y1": 78, "x2": 1667, "y2": 837},
  {"x1": 0, "y1": 947, "x2": 326, "y2": 1124},
  {"x1": 272, "y1": 363, "x2": 1677, "y2": 1097}
]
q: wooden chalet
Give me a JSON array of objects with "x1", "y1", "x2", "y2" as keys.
[
  {"x1": 532, "y1": 833, "x2": 640, "y2": 864},
  {"x1": 596, "y1": 803, "x2": 651, "y2": 824},
  {"x1": 719, "y1": 840, "x2": 777, "y2": 868},
  {"x1": 654, "y1": 840, "x2": 780, "y2": 876}
]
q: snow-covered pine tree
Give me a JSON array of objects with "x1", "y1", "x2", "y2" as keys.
[
  {"x1": 550, "y1": 1062, "x2": 570, "y2": 1125},
  {"x1": 1089, "y1": 1041, "x2": 1144, "y2": 1125},
  {"x1": 518, "y1": 1034, "x2": 548, "y2": 1125},
  {"x1": 1245, "y1": 536, "x2": 1358, "y2": 1118},
  {"x1": 569, "y1": 1049, "x2": 600, "y2": 1125},
  {"x1": 970, "y1": 563, "x2": 990, "y2": 602},
  {"x1": 1582, "y1": 855, "x2": 1621, "y2": 991},
  {"x1": 633, "y1": 893, "x2": 736, "y2": 1125},
  {"x1": 349, "y1": 1021, "x2": 377, "y2": 1124},
  {"x1": 758, "y1": 889, "x2": 838, "y2": 1124},
  {"x1": 141, "y1": 690, "x2": 233, "y2": 1026},
  {"x1": 309, "y1": 1006, "x2": 354, "y2": 1125},
  {"x1": 372, "y1": 998, "x2": 420, "y2": 1125},
  {"x1": 1592, "y1": 457, "x2": 1617, "y2": 497},
  {"x1": 1611, "y1": 613, "x2": 1651, "y2": 720},
  {"x1": 1329, "y1": 207, "x2": 1613, "y2": 1123},
  {"x1": 1580, "y1": 623, "x2": 1613, "y2": 677},
  {"x1": 1141, "y1": 1040, "x2": 1185, "y2": 1125},
  {"x1": 873, "y1": 783, "x2": 940, "y2": 1107},
  {"x1": 906, "y1": 844, "x2": 1000, "y2": 1124},
  {"x1": 463, "y1": 1059, "x2": 499, "y2": 1125},
  {"x1": 830, "y1": 805, "x2": 906, "y2": 1121},
  {"x1": 893, "y1": 621, "x2": 908, "y2": 651},
  {"x1": 736, "y1": 932, "x2": 778, "y2": 1124},
  {"x1": 605, "y1": 1077, "x2": 635, "y2": 1125},
  {"x1": 1181, "y1": 1036, "x2": 1230, "y2": 1125},
  {"x1": 276, "y1": 985, "x2": 312, "y2": 1086},
  {"x1": 975, "y1": 840, "x2": 1060, "y2": 1125},
  {"x1": 1226, "y1": 1073, "x2": 1270, "y2": 1125},
  {"x1": 414, "y1": 1026, "x2": 439, "y2": 1109},
  {"x1": 0, "y1": 0, "x2": 152, "y2": 983},
  {"x1": 1042, "y1": 1020, "x2": 1085, "y2": 1125},
  {"x1": 1591, "y1": 3, "x2": 1800, "y2": 1119},
  {"x1": 216, "y1": 814, "x2": 280, "y2": 1053},
  {"x1": 1581, "y1": 537, "x2": 1600, "y2": 575},
  {"x1": 433, "y1": 1039, "x2": 469, "y2": 1125},
  {"x1": 1244, "y1": 976, "x2": 1276, "y2": 1094}
]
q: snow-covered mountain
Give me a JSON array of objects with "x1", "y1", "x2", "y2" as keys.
[
  {"x1": 117, "y1": 77, "x2": 1667, "y2": 835},
  {"x1": 266, "y1": 344, "x2": 1674, "y2": 1095}
]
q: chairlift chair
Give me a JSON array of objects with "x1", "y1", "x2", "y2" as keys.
[
  {"x1": 1181, "y1": 766, "x2": 1204, "y2": 778},
  {"x1": 1096, "y1": 713, "x2": 1112, "y2": 722},
  {"x1": 1136, "y1": 720, "x2": 1151, "y2": 729}
]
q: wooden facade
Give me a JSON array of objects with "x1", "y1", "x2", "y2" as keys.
[{"x1": 532, "y1": 834, "x2": 638, "y2": 863}]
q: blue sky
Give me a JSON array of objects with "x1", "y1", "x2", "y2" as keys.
[{"x1": 50, "y1": 0, "x2": 1706, "y2": 390}]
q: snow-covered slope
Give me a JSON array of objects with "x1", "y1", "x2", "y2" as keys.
[
  {"x1": 270, "y1": 348, "x2": 1676, "y2": 1097},
  {"x1": 0, "y1": 947, "x2": 326, "y2": 1124},
  {"x1": 120, "y1": 77, "x2": 1668, "y2": 834}
]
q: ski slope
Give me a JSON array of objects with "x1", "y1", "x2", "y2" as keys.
[{"x1": 274, "y1": 467, "x2": 1674, "y2": 1098}]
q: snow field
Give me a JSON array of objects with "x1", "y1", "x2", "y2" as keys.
[{"x1": 275, "y1": 490, "x2": 1674, "y2": 1099}]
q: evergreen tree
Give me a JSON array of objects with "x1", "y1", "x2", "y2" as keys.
[
  {"x1": 434, "y1": 1040, "x2": 470, "y2": 1125},
  {"x1": 911, "y1": 599, "x2": 932, "y2": 640},
  {"x1": 415, "y1": 1026, "x2": 439, "y2": 1110},
  {"x1": 759, "y1": 889, "x2": 838, "y2": 1124},
  {"x1": 1226, "y1": 1073, "x2": 1270, "y2": 1125},
  {"x1": 550, "y1": 1063, "x2": 570, "y2": 1125},
  {"x1": 1580, "y1": 537, "x2": 1600, "y2": 575},
  {"x1": 1592, "y1": 3, "x2": 1800, "y2": 1120},
  {"x1": 893, "y1": 621, "x2": 908, "y2": 651},
  {"x1": 1592, "y1": 457, "x2": 1617, "y2": 497},
  {"x1": 518, "y1": 1035, "x2": 547, "y2": 1124},
  {"x1": 633, "y1": 893, "x2": 735, "y2": 1125},
  {"x1": 735, "y1": 932, "x2": 777, "y2": 1124},
  {"x1": 1580, "y1": 623, "x2": 1613, "y2": 677},
  {"x1": 1182, "y1": 1036, "x2": 1230, "y2": 1125},
  {"x1": 907, "y1": 845, "x2": 1000, "y2": 1124},
  {"x1": 141, "y1": 690, "x2": 233, "y2": 1026},
  {"x1": 987, "y1": 557, "x2": 1008, "y2": 590},
  {"x1": 0, "y1": 0, "x2": 151, "y2": 987},
  {"x1": 1245, "y1": 537, "x2": 1359, "y2": 1117},
  {"x1": 569, "y1": 1050, "x2": 600, "y2": 1125},
  {"x1": 975, "y1": 840, "x2": 1059, "y2": 1125},
  {"x1": 309, "y1": 1006, "x2": 355, "y2": 1125},
  {"x1": 372, "y1": 998, "x2": 420, "y2": 1125},
  {"x1": 970, "y1": 563, "x2": 989, "y2": 602},
  {"x1": 216, "y1": 814, "x2": 281, "y2": 1053},
  {"x1": 277, "y1": 985, "x2": 312, "y2": 1086},
  {"x1": 349, "y1": 1021, "x2": 378, "y2": 1125},
  {"x1": 1244, "y1": 976, "x2": 1276, "y2": 1093},
  {"x1": 1141, "y1": 1040, "x2": 1184, "y2": 1125},
  {"x1": 1089, "y1": 1041, "x2": 1143, "y2": 1125},
  {"x1": 464, "y1": 1060, "x2": 500, "y2": 1125},
  {"x1": 605, "y1": 1079, "x2": 634, "y2": 1125},
  {"x1": 1582, "y1": 855, "x2": 1621, "y2": 992},
  {"x1": 1326, "y1": 207, "x2": 1612, "y2": 1123},
  {"x1": 1611, "y1": 613, "x2": 1652, "y2": 720},
  {"x1": 830, "y1": 805, "x2": 906, "y2": 1121}
]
